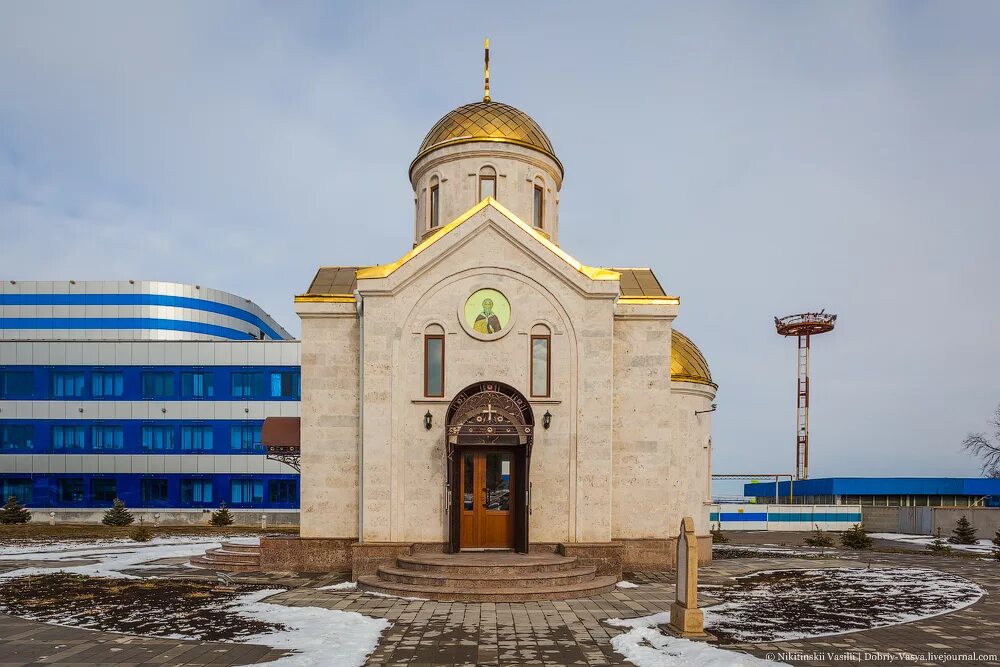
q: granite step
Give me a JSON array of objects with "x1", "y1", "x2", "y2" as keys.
[
  {"x1": 189, "y1": 555, "x2": 261, "y2": 572},
  {"x1": 376, "y1": 564, "x2": 599, "y2": 588},
  {"x1": 395, "y1": 552, "x2": 580, "y2": 575},
  {"x1": 219, "y1": 542, "x2": 261, "y2": 554},
  {"x1": 356, "y1": 574, "x2": 619, "y2": 602},
  {"x1": 203, "y1": 547, "x2": 260, "y2": 564},
  {"x1": 189, "y1": 542, "x2": 262, "y2": 572}
]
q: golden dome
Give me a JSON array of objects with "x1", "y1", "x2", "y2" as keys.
[
  {"x1": 671, "y1": 330, "x2": 716, "y2": 387},
  {"x1": 413, "y1": 101, "x2": 562, "y2": 175}
]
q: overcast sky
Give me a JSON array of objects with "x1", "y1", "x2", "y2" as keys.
[{"x1": 2, "y1": 2, "x2": 999, "y2": 484}]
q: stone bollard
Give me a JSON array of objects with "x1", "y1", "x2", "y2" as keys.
[
  {"x1": 49, "y1": 511, "x2": 55, "y2": 526},
  {"x1": 260, "y1": 514, "x2": 267, "y2": 530},
  {"x1": 153, "y1": 513, "x2": 160, "y2": 528}
]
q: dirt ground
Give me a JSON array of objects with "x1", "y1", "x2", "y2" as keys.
[{"x1": 0, "y1": 524, "x2": 297, "y2": 542}]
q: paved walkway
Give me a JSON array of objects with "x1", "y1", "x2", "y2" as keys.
[{"x1": 0, "y1": 536, "x2": 998, "y2": 666}]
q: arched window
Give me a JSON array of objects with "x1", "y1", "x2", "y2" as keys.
[
  {"x1": 532, "y1": 178, "x2": 544, "y2": 229},
  {"x1": 530, "y1": 324, "x2": 551, "y2": 397},
  {"x1": 479, "y1": 166, "x2": 496, "y2": 201},
  {"x1": 424, "y1": 324, "x2": 445, "y2": 397},
  {"x1": 429, "y1": 176, "x2": 440, "y2": 229}
]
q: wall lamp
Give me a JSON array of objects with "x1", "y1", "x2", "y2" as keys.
[
  {"x1": 543, "y1": 411, "x2": 552, "y2": 430},
  {"x1": 424, "y1": 410, "x2": 433, "y2": 430},
  {"x1": 694, "y1": 403, "x2": 718, "y2": 416}
]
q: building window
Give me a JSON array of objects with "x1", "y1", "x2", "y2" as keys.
[
  {"x1": 51, "y1": 371, "x2": 85, "y2": 398},
  {"x1": 57, "y1": 478, "x2": 84, "y2": 504},
  {"x1": 91, "y1": 425, "x2": 124, "y2": 450},
  {"x1": 1, "y1": 371, "x2": 34, "y2": 399},
  {"x1": 429, "y1": 178, "x2": 440, "y2": 228},
  {"x1": 269, "y1": 371, "x2": 300, "y2": 398},
  {"x1": 140, "y1": 371, "x2": 174, "y2": 398},
  {"x1": 180, "y1": 425, "x2": 213, "y2": 451},
  {"x1": 269, "y1": 479, "x2": 297, "y2": 504},
  {"x1": 181, "y1": 372, "x2": 214, "y2": 399},
  {"x1": 230, "y1": 479, "x2": 263, "y2": 505},
  {"x1": 141, "y1": 425, "x2": 175, "y2": 451},
  {"x1": 231, "y1": 372, "x2": 263, "y2": 398},
  {"x1": 533, "y1": 184, "x2": 544, "y2": 229},
  {"x1": 180, "y1": 479, "x2": 212, "y2": 504},
  {"x1": 53, "y1": 425, "x2": 85, "y2": 451},
  {"x1": 230, "y1": 425, "x2": 262, "y2": 452},
  {"x1": 92, "y1": 478, "x2": 117, "y2": 503},
  {"x1": 0, "y1": 479, "x2": 32, "y2": 503},
  {"x1": 424, "y1": 327, "x2": 444, "y2": 397},
  {"x1": 479, "y1": 166, "x2": 496, "y2": 200},
  {"x1": 140, "y1": 478, "x2": 169, "y2": 505},
  {"x1": 91, "y1": 371, "x2": 124, "y2": 398},
  {"x1": 530, "y1": 327, "x2": 551, "y2": 397},
  {"x1": 0, "y1": 424, "x2": 34, "y2": 452}
]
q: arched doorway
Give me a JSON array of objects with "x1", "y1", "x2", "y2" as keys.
[{"x1": 446, "y1": 382, "x2": 533, "y2": 552}]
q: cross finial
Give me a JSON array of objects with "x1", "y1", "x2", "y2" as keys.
[{"x1": 483, "y1": 38, "x2": 491, "y2": 103}]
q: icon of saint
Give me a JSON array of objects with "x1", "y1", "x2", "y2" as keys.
[{"x1": 474, "y1": 298, "x2": 502, "y2": 334}]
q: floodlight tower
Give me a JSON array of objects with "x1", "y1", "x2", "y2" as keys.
[{"x1": 774, "y1": 311, "x2": 837, "y2": 480}]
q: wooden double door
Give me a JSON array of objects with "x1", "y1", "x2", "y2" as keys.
[{"x1": 459, "y1": 448, "x2": 515, "y2": 549}]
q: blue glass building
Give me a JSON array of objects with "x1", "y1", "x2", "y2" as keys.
[{"x1": 0, "y1": 281, "x2": 301, "y2": 522}]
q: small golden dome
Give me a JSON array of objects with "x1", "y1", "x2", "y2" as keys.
[
  {"x1": 671, "y1": 330, "x2": 716, "y2": 387},
  {"x1": 413, "y1": 101, "x2": 562, "y2": 175}
]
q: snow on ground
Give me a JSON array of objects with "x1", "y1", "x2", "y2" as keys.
[
  {"x1": 0, "y1": 537, "x2": 231, "y2": 579},
  {"x1": 230, "y1": 589, "x2": 388, "y2": 667},
  {"x1": 869, "y1": 533, "x2": 997, "y2": 554},
  {"x1": 605, "y1": 612, "x2": 785, "y2": 666},
  {"x1": 712, "y1": 544, "x2": 837, "y2": 557},
  {"x1": 317, "y1": 581, "x2": 357, "y2": 591},
  {"x1": 616, "y1": 580, "x2": 639, "y2": 589}
]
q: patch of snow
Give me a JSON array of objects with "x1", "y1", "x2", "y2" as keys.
[
  {"x1": 869, "y1": 533, "x2": 996, "y2": 554},
  {"x1": 363, "y1": 590, "x2": 428, "y2": 602},
  {"x1": 713, "y1": 544, "x2": 836, "y2": 557},
  {"x1": 605, "y1": 612, "x2": 785, "y2": 666},
  {"x1": 229, "y1": 589, "x2": 389, "y2": 667},
  {"x1": 317, "y1": 581, "x2": 357, "y2": 591},
  {"x1": 616, "y1": 580, "x2": 640, "y2": 589},
  {"x1": 0, "y1": 535, "x2": 252, "y2": 558}
]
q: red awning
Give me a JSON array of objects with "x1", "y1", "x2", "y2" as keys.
[{"x1": 261, "y1": 417, "x2": 300, "y2": 450}]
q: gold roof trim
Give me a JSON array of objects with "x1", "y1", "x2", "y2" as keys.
[
  {"x1": 610, "y1": 268, "x2": 679, "y2": 305},
  {"x1": 295, "y1": 266, "x2": 366, "y2": 303},
  {"x1": 671, "y1": 329, "x2": 716, "y2": 388},
  {"x1": 356, "y1": 198, "x2": 620, "y2": 283}
]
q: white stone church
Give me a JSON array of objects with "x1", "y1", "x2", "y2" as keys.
[{"x1": 261, "y1": 52, "x2": 717, "y2": 591}]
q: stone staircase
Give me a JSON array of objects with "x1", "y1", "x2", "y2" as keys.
[
  {"x1": 189, "y1": 541, "x2": 261, "y2": 572},
  {"x1": 357, "y1": 552, "x2": 618, "y2": 602}
]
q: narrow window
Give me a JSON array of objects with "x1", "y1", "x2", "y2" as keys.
[
  {"x1": 479, "y1": 166, "x2": 496, "y2": 200},
  {"x1": 424, "y1": 331, "x2": 445, "y2": 397},
  {"x1": 533, "y1": 184, "x2": 544, "y2": 229},
  {"x1": 530, "y1": 330, "x2": 551, "y2": 397},
  {"x1": 429, "y1": 178, "x2": 440, "y2": 228}
]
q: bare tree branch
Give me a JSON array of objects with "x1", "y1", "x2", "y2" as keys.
[{"x1": 963, "y1": 426, "x2": 1000, "y2": 478}]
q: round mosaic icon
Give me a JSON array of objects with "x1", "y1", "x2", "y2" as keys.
[{"x1": 464, "y1": 289, "x2": 510, "y2": 336}]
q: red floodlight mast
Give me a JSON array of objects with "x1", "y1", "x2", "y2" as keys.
[{"x1": 774, "y1": 311, "x2": 837, "y2": 480}]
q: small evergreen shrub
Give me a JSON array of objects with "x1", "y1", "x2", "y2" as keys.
[
  {"x1": 0, "y1": 495, "x2": 32, "y2": 524},
  {"x1": 711, "y1": 524, "x2": 729, "y2": 544},
  {"x1": 948, "y1": 515, "x2": 978, "y2": 545},
  {"x1": 129, "y1": 525, "x2": 153, "y2": 542},
  {"x1": 804, "y1": 525, "x2": 835, "y2": 548},
  {"x1": 102, "y1": 498, "x2": 134, "y2": 526},
  {"x1": 927, "y1": 537, "x2": 953, "y2": 554},
  {"x1": 840, "y1": 523, "x2": 873, "y2": 550},
  {"x1": 210, "y1": 502, "x2": 235, "y2": 527}
]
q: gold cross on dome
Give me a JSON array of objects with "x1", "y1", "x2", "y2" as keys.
[{"x1": 483, "y1": 38, "x2": 491, "y2": 102}]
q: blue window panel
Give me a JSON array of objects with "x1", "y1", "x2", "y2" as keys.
[
  {"x1": 230, "y1": 425, "x2": 262, "y2": 452},
  {"x1": 53, "y1": 425, "x2": 86, "y2": 451},
  {"x1": 718, "y1": 512, "x2": 768, "y2": 522},
  {"x1": 140, "y1": 478, "x2": 169, "y2": 505},
  {"x1": 92, "y1": 478, "x2": 117, "y2": 503},
  {"x1": 141, "y1": 425, "x2": 175, "y2": 451},
  {"x1": 92, "y1": 372, "x2": 124, "y2": 398},
  {"x1": 52, "y1": 371, "x2": 85, "y2": 398},
  {"x1": 0, "y1": 371, "x2": 34, "y2": 399},
  {"x1": 0, "y1": 478, "x2": 33, "y2": 503},
  {"x1": 231, "y1": 372, "x2": 265, "y2": 398},
  {"x1": 269, "y1": 372, "x2": 300, "y2": 399},
  {"x1": 140, "y1": 372, "x2": 175, "y2": 399},
  {"x1": 180, "y1": 425, "x2": 214, "y2": 451},
  {"x1": 1, "y1": 424, "x2": 34, "y2": 452},
  {"x1": 230, "y1": 479, "x2": 264, "y2": 505},
  {"x1": 0, "y1": 317, "x2": 258, "y2": 341},
  {"x1": 91, "y1": 425, "x2": 124, "y2": 450},
  {"x1": 268, "y1": 479, "x2": 297, "y2": 504},
  {"x1": 180, "y1": 372, "x2": 214, "y2": 399},
  {"x1": 180, "y1": 479, "x2": 213, "y2": 504},
  {"x1": 57, "y1": 478, "x2": 85, "y2": 504}
]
